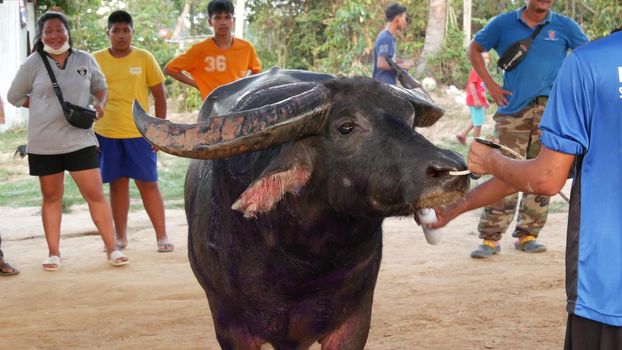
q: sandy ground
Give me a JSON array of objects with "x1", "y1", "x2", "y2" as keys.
[{"x1": 0, "y1": 198, "x2": 570, "y2": 349}]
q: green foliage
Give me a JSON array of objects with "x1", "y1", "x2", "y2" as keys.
[
  {"x1": 426, "y1": 26, "x2": 471, "y2": 88},
  {"x1": 0, "y1": 128, "x2": 27, "y2": 154},
  {"x1": 247, "y1": 0, "x2": 330, "y2": 70},
  {"x1": 34, "y1": 0, "x2": 622, "y2": 95},
  {"x1": 0, "y1": 131, "x2": 189, "y2": 209},
  {"x1": 169, "y1": 81, "x2": 203, "y2": 112}
]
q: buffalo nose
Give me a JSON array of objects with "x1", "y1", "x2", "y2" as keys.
[
  {"x1": 424, "y1": 163, "x2": 454, "y2": 178},
  {"x1": 424, "y1": 151, "x2": 467, "y2": 179}
]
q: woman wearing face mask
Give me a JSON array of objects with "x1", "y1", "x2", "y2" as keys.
[{"x1": 7, "y1": 11, "x2": 129, "y2": 270}]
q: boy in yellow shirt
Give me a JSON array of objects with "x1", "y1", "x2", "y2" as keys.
[
  {"x1": 164, "y1": 0, "x2": 262, "y2": 100},
  {"x1": 93, "y1": 10, "x2": 174, "y2": 252}
]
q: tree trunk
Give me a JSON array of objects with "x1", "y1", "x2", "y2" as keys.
[
  {"x1": 171, "y1": 0, "x2": 191, "y2": 41},
  {"x1": 416, "y1": 0, "x2": 448, "y2": 76},
  {"x1": 463, "y1": 0, "x2": 472, "y2": 47}
]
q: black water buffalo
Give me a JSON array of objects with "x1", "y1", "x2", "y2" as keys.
[{"x1": 133, "y1": 68, "x2": 469, "y2": 350}]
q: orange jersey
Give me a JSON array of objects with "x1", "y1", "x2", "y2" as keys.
[{"x1": 166, "y1": 37, "x2": 261, "y2": 99}]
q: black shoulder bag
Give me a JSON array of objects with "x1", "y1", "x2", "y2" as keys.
[
  {"x1": 38, "y1": 50, "x2": 97, "y2": 129},
  {"x1": 497, "y1": 23, "x2": 547, "y2": 72}
]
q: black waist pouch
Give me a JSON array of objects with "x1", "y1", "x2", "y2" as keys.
[
  {"x1": 63, "y1": 102, "x2": 97, "y2": 129},
  {"x1": 38, "y1": 49, "x2": 97, "y2": 129},
  {"x1": 497, "y1": 23, "x2": 547, "y2": 72}
]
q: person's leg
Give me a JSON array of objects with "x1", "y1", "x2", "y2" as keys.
[
  {"x1": 28, "y1": 153, "x2": 66, "y2": 270},
  {"x1": 472, "y1": 111, "x2": 529, "y2": 258},
  {"x1": 109, "y1": 177, "x2": 130, "y2": 248},
  {"x1": 473, "y1": 125, "x2": 482, "y2": 138},
  {"x1": 455, "y1": 122, "x2": 473, "y2": 145},
  {"x1": 39, "y1": 172, "x2": 65, "y2": 262},
  {"x1": 66, "y1": 146, "x2": 128, "y2": 265},
  {"x1": 471, "y1": 106, "x2": 485, "y2": 140},
  {"x1": 70, "y1": 168, "x2": 117, "y2": 254},
  {"x1": 135, "y1": 180, "x2": 173, "y2": 251},
  {"x1": 96, "y1": 134, "x2": 127, "y2": 248},
  {"x1": 513, "y1": 101, "x2": 548, "y2": 252},
  {"x1": 123, "y1": 137, "x2": 174, "y2": 252}
]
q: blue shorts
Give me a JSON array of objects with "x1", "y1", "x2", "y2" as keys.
[
  {"x1": 96, "y1": 135, "x2": 158, "y2": 183},
  {"x1": 469, "y1": 106, "x2": 485, "y2": 127}
]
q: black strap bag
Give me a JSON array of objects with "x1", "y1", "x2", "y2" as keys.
[
  {"x1": 39, "y1": 50, "x2": 97, "y2": 129},
  {"x1": 497, "y1": 23, "x2": 547, "y2": 72}
]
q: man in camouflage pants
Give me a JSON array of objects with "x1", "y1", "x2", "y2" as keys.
[
  {"x1": 466, "y1": 0, "x2": 588, "y2": 258},
  {"x1": 476, "y1": 99, "x2": 550, "y2": 256}
]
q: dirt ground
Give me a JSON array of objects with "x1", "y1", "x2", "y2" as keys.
[
  {"x1": 0, "y1": 90, "x2": 572, "y2": 349},
  {"x1": 0, "y1": 203, "x2": 570, "y2": 350}
]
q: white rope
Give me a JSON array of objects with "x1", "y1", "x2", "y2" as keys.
[{"x1": 448, "y1": 170, "x2": 471, "y2": 176}]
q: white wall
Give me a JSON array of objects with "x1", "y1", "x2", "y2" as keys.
[{"x1": 0, "y1": 0, "x2": 34, "y2": 132}]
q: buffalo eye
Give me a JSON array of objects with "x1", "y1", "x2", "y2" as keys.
[{"x1": 338, "y1": 122, "x2": 355, "y2": 135}]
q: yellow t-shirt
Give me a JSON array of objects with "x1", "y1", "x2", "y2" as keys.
[
  {"x1": 93, "y1": 47, "x2": 165, "y2": 138},
  {"x1": 165, "y1": 37, "x2": 262, "y2": 99}
]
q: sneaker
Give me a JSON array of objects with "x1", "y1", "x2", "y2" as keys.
[
  {"x1": 514, "y1": 235, "x2": 547, "y2": 253},
  {"x1": 470, "y1": 240, "x2": 501, "y2": 259}
]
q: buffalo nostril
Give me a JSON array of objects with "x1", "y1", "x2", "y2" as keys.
[{"x1": 425, "y1": 165, "x2": 451, "y2": 178}]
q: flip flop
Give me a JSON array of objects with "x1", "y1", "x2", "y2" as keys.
[
  {"x1": 157, "y1": 240, "x2": 175, "y2": 253},
  {"x1": 109, "y1": 250, "x2": 130, "y2": 267},
  {"x1": 42, "y1": 255, "x2": 62, "y2": 271},
  {"x1": 0, "y1": 261, "x2": 19, "y2": 276}
]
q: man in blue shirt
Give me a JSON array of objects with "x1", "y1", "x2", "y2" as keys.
[
  {"x1": 372, "y1": 3, "x2": 413, "y2": 84},
  {"x1": 466, "y1": 0, "x2": 588, "y2": 258},
  {"x1": 431, "y1": 31, "x2": 622, "y2": 347}
]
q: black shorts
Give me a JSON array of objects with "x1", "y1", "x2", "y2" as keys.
[
  {"x1": 28, "y1": 146, "x2": 99, "y2": 176},
  {"x1": 564, "y1": 313, "x2": 622, "y2": 350}
]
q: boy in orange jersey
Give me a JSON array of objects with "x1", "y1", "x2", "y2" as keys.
[{"x1": 164, "y1": 0, "x2": 262, "y2": 100}]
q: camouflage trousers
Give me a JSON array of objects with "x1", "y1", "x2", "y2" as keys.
[{"x1": 478, "y1": 97, "x2": 550, "y2": 241}]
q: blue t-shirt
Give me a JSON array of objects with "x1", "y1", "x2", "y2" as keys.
[
  {"x1": 372, "y1": 29, "x2": 397, "y2": 84},
  {"x1": 539, "y1": 31, "x2": 622, "y2": 326},
  {"x1": 475, "y1": 7, "x2": 588, "y2": 114}
]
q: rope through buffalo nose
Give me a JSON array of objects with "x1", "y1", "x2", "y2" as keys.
[{"x1": 447, "y1": 136, "x2": 570, "y2": 204}]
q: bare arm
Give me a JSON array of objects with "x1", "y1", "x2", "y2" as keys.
[
  {"x1": 469, "y1": 143, "x2": 575, "y2": 196},
  {"x1": 430, "y1": 144, "x2": 574, "y2": 229},
  {"x1": 93, "y1": 89, "x2": 108, "y2": 119},
  {"x1": 430, "y1": 177, "x2": 518, "y2": 228},
  {"x1": 468, "y1": 82, "x2": 482, "y2": 107},
  {"x1": 149, "y1": 83, "x2": 167, "y2": 119},
  {"x1": 164, "y1": 66, "x2": 198, "y2": 89},
  {"x1": 467, "y1": 41, "x2": 511, "y2": 106},
  {"x1": 377, "y1": 56, "x2": 413, "y2": 71}
]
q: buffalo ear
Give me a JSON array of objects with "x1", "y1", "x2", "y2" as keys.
[
  {"x1": 387, "y1": 85, "x2": 445, "y2": 127},
  {"x1": 231, "y1": 142, "x2": 315, "y2": 218}
]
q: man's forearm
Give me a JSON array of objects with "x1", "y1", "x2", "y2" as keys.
[
  {"x1": 164, "y1": 67, "x2": 198, "y2": 89},
  {"x1": 150, "y1": 83, "x2": 167, "y2": 119},
  {"x1": 488, "y1": 150, "x2": 573, "y2": 196}
]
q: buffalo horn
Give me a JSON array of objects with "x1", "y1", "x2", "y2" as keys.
[{"x1": 133, "y1": 86, "x2": 330, "y2": 160}]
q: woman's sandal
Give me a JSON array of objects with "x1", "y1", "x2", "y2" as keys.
[
  {"x1": 109, "y1": 250, "x2": 130, "y2": 267},
  {"x1": 42, "y1": 255, "x2": 63, "y2": 271}
]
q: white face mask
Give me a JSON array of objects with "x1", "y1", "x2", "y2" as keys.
[{"x1": 43, "y1": 41, "x2": 70, "y2": 55}]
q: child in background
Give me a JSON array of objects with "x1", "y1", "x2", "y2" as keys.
[{"x1": 456, "y1": 53, "x2": 490, "y2": 145}]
